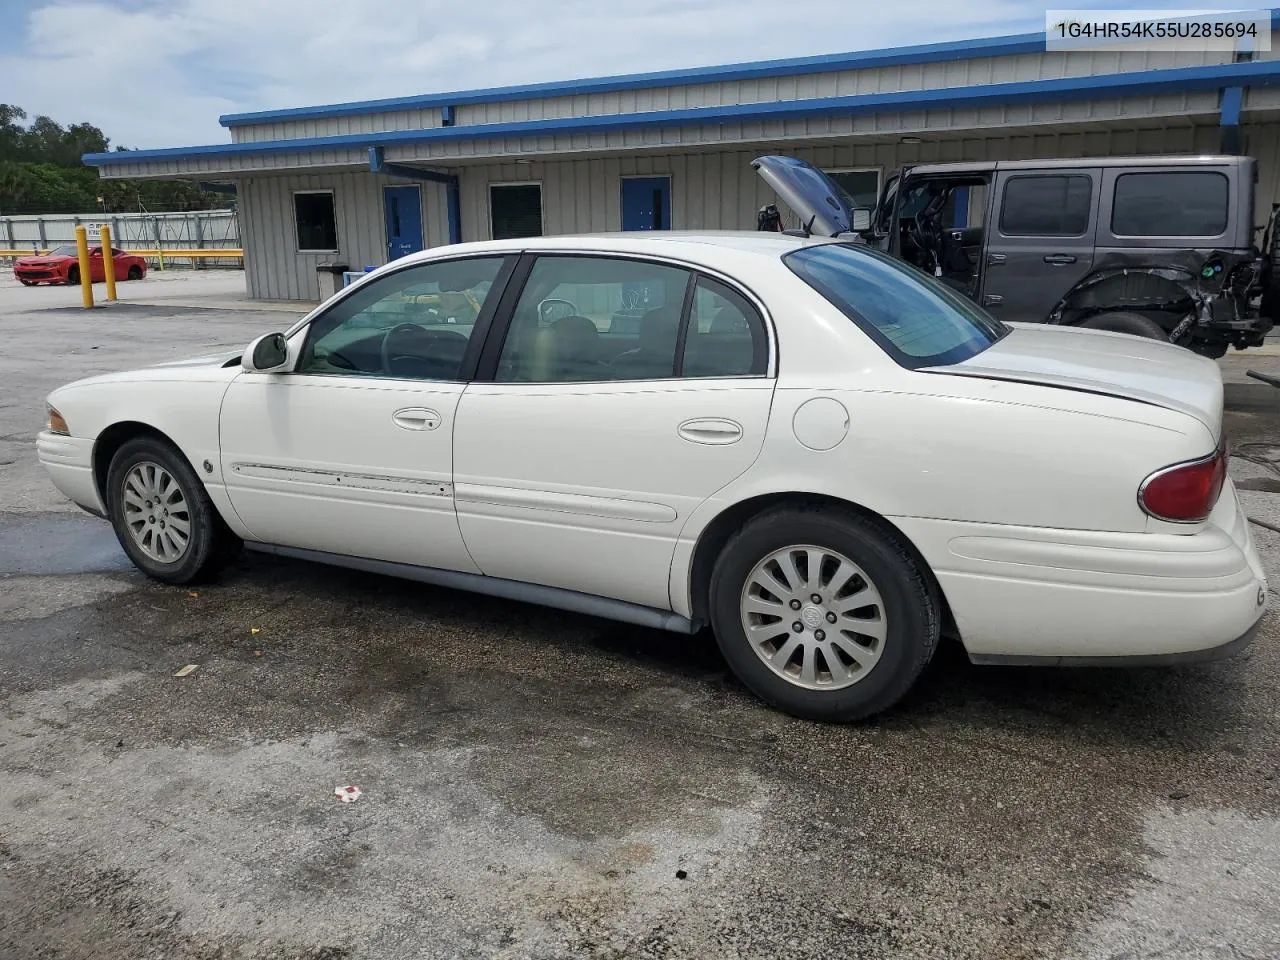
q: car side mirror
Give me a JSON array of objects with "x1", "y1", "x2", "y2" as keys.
[{"x1": 242, "y1": 332, "x2": 290, "y2": 373}]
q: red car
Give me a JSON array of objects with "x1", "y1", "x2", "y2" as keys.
[{"x1": 14, "y1": 245, "x2": 148, "y2": 286}]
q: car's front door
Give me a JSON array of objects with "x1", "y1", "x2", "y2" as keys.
[
  {"x1": 980, "y1": 169, "x2": 1100, "y2": 322},
  {"x1": 453, "y1": 253, "x2": 775, "y2": 610},
  {"x1": 88, "y1": 247, "x2": 106, "y2": 282},
  {"x1": 218, "y1": 254, "x2": 514, "y2": 570}
]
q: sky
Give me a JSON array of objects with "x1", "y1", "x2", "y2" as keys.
[{"x1": 0, "y1": 0, "x2": 1230, "y2": 149}]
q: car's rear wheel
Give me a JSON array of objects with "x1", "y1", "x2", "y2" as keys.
[
  {"x1": 105, "y1": 436, "x2": 241, "y2": 584},
  {"x1": 709, "y1": 506, "x2": 940, "y2": 722},
  {"x1": 1078, "y1": 311, "x2": 1168, "y2": 340},
  {"x1": 127, "y1": 265, "x2": 143, "y2": 280},
  {"x1": 65, "y1": 266, "x2": 79, "y2": 286}
]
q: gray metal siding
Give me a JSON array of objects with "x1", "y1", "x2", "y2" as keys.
[
  {"x1": 226, "y1": 47, "x2": 1234, "y2": 144},
  {"x1": 238, "y1": 171, "x2": 449, "y2": 300},
  {"x1": 234, "y1": 121, "x2": 1279, "y2": 300},
  {"x1": 155, "y1": 92, "x2": 1224, "y2": 178}
]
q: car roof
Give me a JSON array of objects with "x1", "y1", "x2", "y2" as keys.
[
  {"x1": 904, "y1": 155, "x2": 1253, "y2": 177},
  {"x1": 398, "y1": 230, "x2": 835, "y2": 267}
]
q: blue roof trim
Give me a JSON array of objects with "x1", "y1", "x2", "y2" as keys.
[
  {"x1": 87, "y1": 59, "x2": 1280, "y2": 168},
  {"x1": 216, "y1": 32, "x2": 1046, "y2": 128}
]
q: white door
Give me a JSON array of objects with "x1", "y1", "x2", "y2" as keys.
[
  {"x1": 219, "y1": 254, "x2": 512, "y2": 570},
  {"x1": 453, "y1": 254, "x2": 775, "y2": 610}
]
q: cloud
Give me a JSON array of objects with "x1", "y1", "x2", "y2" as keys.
[{"x1": 0, "y1": 0, "x2": 1154, "y2": 149}]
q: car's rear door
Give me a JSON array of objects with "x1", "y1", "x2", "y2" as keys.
[
  {"x1": 979, "y1": 168, "x2": 1100, "y2": 322},
  {"x1": 453, "y1": 252, "x2": 775, "y2": 611},
  {"x1": 218, "y1": 254, "x2": 515, "y2": 570}
]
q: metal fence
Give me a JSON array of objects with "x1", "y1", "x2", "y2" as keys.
[{"x1": 0, "y1": 209, "x2": 242, "y2": 268}]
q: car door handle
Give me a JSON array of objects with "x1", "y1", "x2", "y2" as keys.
[
  {"x1": 987, "y1": 253, "x2": 1007, "y2": 266},
  {"x1": 983, "y1": 294, "x2": 1004, "y2": 307},
  {"x1": 391, "y1": 407, "x2": 441, "y2": 431},
  {"x1": 1043, "y1": 254, "x2": 1078, "y2": 265},
  {"x1": 677, "y1": 418, "x2": 743, "y2": 445}
]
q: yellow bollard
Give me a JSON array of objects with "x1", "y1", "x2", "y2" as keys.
[
  {"x1": 74, "y1": 224, "x2": 93, "y2": 310},
  {"x1": 99, "y1": 225, "x2": 117, "y2": 302}
]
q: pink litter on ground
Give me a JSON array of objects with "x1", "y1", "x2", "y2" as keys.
[{"x1": 334, "y1": 785, "x2": 362, "y2": 803}]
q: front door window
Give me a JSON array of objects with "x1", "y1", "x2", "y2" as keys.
[{"x1": 298, "y1": 256, "x2": 507, "y2": 381}]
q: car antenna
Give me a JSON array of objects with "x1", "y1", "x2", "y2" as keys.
[{"x1": 782, "y1": 213, "x2": 817, "y2": 239}]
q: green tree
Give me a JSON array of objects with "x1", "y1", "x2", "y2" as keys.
[{"x1": 0, "y1": 103, "x2": 231, "y2": 215}]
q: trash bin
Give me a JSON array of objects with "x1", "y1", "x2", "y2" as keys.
[{"x1": 315, "y1": 263, "x2": 349, "y2": 301}]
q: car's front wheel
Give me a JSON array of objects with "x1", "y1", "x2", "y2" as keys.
[
  {"x1": 105, "y1": 436, "x2": 241, "y2": 584},
  {"x1": 709, "y1": 506, "x2": 940, "y2": 722},
  {"x1": 65, "y1": 266, "x2": 79, "y2": 286},
  {"x1": 127, "y1": 265, "x2": 143, "y2": 280}
]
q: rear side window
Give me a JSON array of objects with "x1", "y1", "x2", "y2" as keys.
[
  {"x1": 999, "y1": 175, "x2": 1092, "y2": 236},
  {"x1": 681, "y1": 277, "x2": 768, "y2": 377},
  {"x1": 784, "y1": 243, "x2": 1008, "y2": 369},
  {"x1": 1111, "y1": 172, "x2": 1228, "y2": 237}
]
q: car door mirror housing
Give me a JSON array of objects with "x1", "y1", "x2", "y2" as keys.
[{"x1": 243, "y1": 332, "x2": 290, "y2": 372}]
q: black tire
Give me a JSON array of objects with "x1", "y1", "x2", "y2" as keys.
[
  {"x1": 19, "y1": 279, "x2": 34, "y2": 286},
  {"x1": 105, "y1": 436, "x2": 241, "y2": 584},
  {"x1": 127, "y1": 265, "x2": 143, "y2": 280},
  {"x1": 1078, "y1": 311, "x2": 1168, "y2": 340},
  {"x1": 65, "y1": 266, "x2": 79, "y2": 286},
  {"x1": 708, "y1": 506, "x2": 940, "y2": 722}
]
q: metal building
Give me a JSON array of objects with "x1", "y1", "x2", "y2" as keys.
[{"x1": 85, "y1": 23, "x2": 1280, "y2": 301}]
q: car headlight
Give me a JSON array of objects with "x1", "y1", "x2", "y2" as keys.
[{"x1": 47, "y1": 405, "x2": 69, "y2": 436}]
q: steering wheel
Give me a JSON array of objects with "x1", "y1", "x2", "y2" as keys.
[
  {"x1": 537, "y1": 298, "x2": 578, "y2": 324},
  {"x1": 380, "y1": 323, "x2": 470, "y2": 379},
  {"x1": 909, "y1": 208, "x2": 942, "y2": 272}
]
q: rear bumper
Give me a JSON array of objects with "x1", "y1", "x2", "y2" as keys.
[
  {"x1": 36, "y1": 431, "x2": 105, "y2": 515},
  {"x1": 896, "y1": 479, "x2": 1268, "y2": 662}
]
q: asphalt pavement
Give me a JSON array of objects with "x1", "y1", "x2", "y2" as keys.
[{"x1": 2, "y1": 272, "x2": 1280, "y2": 960}]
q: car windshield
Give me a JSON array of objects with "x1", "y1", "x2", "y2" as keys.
[
  {"x1": 47, "y1": 245, "x2": 77, "y2": 257},
  {"x1": 783, "y1": 242, "x2": 1008, "y2": 368}
]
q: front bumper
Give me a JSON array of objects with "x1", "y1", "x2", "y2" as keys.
[
  {"x1": 896, "y1": 478, "x2": 1268, "y2": 662},
  {"x1": 36, "y1": 431, "x2": 105, "y2": 515},
  {"x1": 15, "y1": 268, "x2": 59, "y2": 282}
]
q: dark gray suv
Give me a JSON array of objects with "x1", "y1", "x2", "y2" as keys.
[{"x1": 862, "y1": 155, "x2": 1274, "y2": 358}]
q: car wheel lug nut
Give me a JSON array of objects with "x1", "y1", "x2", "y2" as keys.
[
  {"x1": 792, "y1": 622, "x2": 803, "y2": 633},
  {"x1": 789, "y1": 599, "x2": 802, "y2": 610},
  {"x1": 810, "y1": 594, "x2": 822, "y2": 604},
  {"x1": 826, "y1": 612, "x2": 837, "y2": 623},
  {"x1": 815, "y1": 630, "x2": 825, "y2": 641}
]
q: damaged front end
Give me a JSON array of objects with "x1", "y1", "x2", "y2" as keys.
[{"x1": 1048, "y1": 248, "x2": 1274, "y2": 357}]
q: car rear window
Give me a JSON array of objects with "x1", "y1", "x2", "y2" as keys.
[
  {"x1": 1111, "y1": 172, "x2": 1229, "y2": 237},
  {"x1": 783, "y1": 243, "x2": 1008, "y2": 368}
]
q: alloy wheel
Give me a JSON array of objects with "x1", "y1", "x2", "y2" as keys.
[
  {"x1": 121, "y1": 461, "x2": 192, "y2": 563},
  {"x1": 738, "y1": 545, "x2": 887, "y2": 690}
]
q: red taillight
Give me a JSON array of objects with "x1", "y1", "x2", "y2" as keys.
[{"x1": 1139, "y1": 448, "x2": 1227, "y2": 523}]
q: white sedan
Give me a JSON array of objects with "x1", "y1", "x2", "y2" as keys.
[{"x1": 37, "y1": 163, "x2": 1267, "y2": 721}]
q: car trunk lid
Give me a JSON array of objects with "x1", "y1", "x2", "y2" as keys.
[{"x1": 921, "y1": 322, "x2": 1223, "y2": 439}]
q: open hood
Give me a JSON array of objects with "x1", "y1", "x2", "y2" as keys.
[{"x1": 751, "y1": 156, "x2": 856, "y2": 238}]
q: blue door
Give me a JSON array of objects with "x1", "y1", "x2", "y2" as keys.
[
  {"x1": 621, "y1": 176, "x2": 671, "y2": 231},
  {"x1": 383, "y1": 185, "x2": 423, "y2": 260}
]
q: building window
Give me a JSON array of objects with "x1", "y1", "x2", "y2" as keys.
[
  {"x1": 1111, "y1": 172, "x2": 1228, "y2": 237},
  {"x1": 999, "y1": 175, "x2": 1092, "y2": 237},
  {"x1": 825, "y1": 169, "x2": 881, "y2": 213},
  {"x1": 294, "y1": 191, "x2": 337, "y2": 252},
  {"x1": 490, "y1": 183, "x2": 543, "y2": 240}
]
